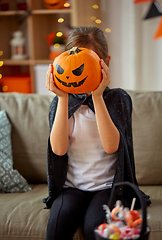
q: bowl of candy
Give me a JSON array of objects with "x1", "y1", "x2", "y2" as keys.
[{"x1": 94, "y1": 182, "x2": 150, "y2": 240}]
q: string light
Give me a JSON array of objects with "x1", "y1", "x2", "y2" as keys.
[
  {"x1": 64, "y1": 2, "x2": 70, "y2": 8},
  {"x1": 2, "y1": 86, "x2": 8, "y2": 92},
  {"x1": 56, "y1": 32, "x2": 63, "y2": 37},
  {"x1": 0, "y1": 60, "x2": 3, "y2": 81},
  {"x1": 0, "y1": 61, "x2": 4, "y2": 67},
  {"x1": 95, "y1": 19, "x2": 102, "y2": 24},
  {"x1": 58, "y1": 18, "x2": 64, "y2": 23},
  {"x1": 105, "y1": 28, "x2": 111, "y2": 33},
  {"x1": 54, "y1": 43, "x2": 60, "y2": 48},
  {"x1": 90, "y1": 16, "x2": 96, "y2": 21},
  {"x1": 0, "y1": 51, "x2": 3, "y2": 56},
  {"x1": 93, "y1": 4, "x2": 99, "y2": 9}
]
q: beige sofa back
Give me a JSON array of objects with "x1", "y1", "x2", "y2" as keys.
[
  {"x1": 0, "y1": 93, "x2": 53, "y2": 184},
  {"x1": 0, "y1": 91, "x2": 161, "y2": 185},
  {"x1": 127, "y1": 91, "x2": 162, "y2": 186}
]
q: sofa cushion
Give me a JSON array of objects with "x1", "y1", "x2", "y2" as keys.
[
  {"x1": 0, "y1": 184, "x2": 161, "y2": 240},
  {"x1": 0, "y1": 184, "x2": 49, "y2": 240},
  {"x1": 0, "y1": 184, "x2": 85, "y2": 240},
  {"x1": 0, "y1": 110, "x2": 31, "y2": 193},
  {"x1": 140, "y1": 186, "x2": 162, "y2": 240},
  {"x1": 0, "y1": 93, "x2": 54, "y2": 184},
  {"x1": 128, "y1": 91, "x2": 162, "y2": 185}
]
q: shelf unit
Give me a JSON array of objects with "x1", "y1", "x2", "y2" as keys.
[
  {"x1": 0, "y1": 0, "x2": 76, "y2": 93},
  {"x1": 0, "y1": 0, "x2": 102, "y2": 93}
]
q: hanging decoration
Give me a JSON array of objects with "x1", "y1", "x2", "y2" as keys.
[
  {"x1": 134, "y1": 0, "x2": 162, "y2": 40},
  {"x1": 90, "y1": 3, "x2": 111, "y2": 34},
  {"x1": 143, "y1": 1, "x2": 162, "y2": 19},
  {"x1": 153, "y1": 16, "x2": 162, "y2": 39},
  {"x1": 134, "y1": 0, "x2": 154, "y2": 3}
]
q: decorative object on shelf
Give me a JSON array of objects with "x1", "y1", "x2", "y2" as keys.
[
  {"x1": 134, "y1": 0, "x2": 162, "y2": 39},
  {"x1": 10, "y1": 31, "x2": 27, "y2": 60},
  {"x1": 43, "y1": 0, "x2": 67, "y2": 9},
  {"x1": 53, "y1": 47, "x2": 102, "y2": 94},
  {"x1": 0, "y1": 73, "x2": 31, "y2": 93},
  {"x1": 0, "y1": 0, "x2": 9, "y2": 11},
  {"x1": 44, "y1": 31, "x2": 67, "y2": 61},
  {"x1": 49, "y1": 45, "x2": 65, "y2": 61},
  {"x1": 17, "y1": 0, "x2": 27, "y2": 10}
]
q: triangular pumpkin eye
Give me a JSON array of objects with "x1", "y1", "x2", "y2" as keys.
[
  {"x1": 72, "y1": 64, "x2": 84, "y2": 76},
  {"x1": 56, "y1": 62, "x2": 64, "y2": 74}
]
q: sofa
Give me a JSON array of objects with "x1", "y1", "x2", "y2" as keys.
[{"x1": 0, "y1": 90, "x2": 162, "y2": 240}]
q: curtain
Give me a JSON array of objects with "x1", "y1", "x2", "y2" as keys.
[{"x1": 101, "y1": 0, "x2": 162, "y2": 91}]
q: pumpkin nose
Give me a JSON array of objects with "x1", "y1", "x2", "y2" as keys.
[{"x1": 66, "y1": 76, "x2": 69, "y2": 79}]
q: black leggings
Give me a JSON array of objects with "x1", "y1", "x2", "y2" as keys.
[{"x1": 46, "y1": 187, "x2": 112, "y2": 240}]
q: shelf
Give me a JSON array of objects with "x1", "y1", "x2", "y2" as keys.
[
  {"x1": 0, "y1": 8, "x2": 72, "y2": 16},
  {"x1": 33, "y1": 59, "x2": 52, "y2": 64},
  {"x1": 31, "y1": 9, "x2": 72, "y2": 15},
  {"x1": 3, "y1": 59, "x2": 32, "y2": 65},
  {"x1": 0, "y1": 10, "x2": 29, "y2": 16},
  {"x1": 2, "y1": 59, "x2": 52, "y2": 65},
  {"x1": 0, "y1": 0, "x2": 75, "y2": 93}
]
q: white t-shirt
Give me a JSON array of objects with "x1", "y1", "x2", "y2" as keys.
[{"x1": 64, "y1": 104, "x2": 118, "y2": 191}]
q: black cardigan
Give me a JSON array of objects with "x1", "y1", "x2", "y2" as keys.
[{"x1": 43, "y1": 88, "x2": 151, "y2": 209}]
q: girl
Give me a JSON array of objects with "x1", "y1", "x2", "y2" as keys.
[{"x1": 44, "y1": 26, "x2": 151, "y2": 240}]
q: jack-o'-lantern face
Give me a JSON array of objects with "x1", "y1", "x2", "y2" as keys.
[
  {"x1": 43, "y1": 0, "x2": 66, "y2": 9},
  {"x1": 53, "y1": 47, "x2": 102, "y2": 94}
]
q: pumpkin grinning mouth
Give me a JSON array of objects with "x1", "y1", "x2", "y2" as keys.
[{"x1": 55, "y1": 75, "x2": 88, "y2": 88}]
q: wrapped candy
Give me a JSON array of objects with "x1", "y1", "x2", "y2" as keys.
[{"x1": 96, "y1": 198, "x2": 142, "y2": 240}]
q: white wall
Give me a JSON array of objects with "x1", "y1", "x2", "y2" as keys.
[{"x1": 101, "y1": 0, "x2": 162, "y2": 91}]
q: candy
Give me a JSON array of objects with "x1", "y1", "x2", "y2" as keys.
[
  {"x1": 109, "y1": 233, "x2": 120, "y2": 239},
  {"x1": 129, "y1": 210, "x2": 140, "y2": 221},
  {"x1": 96, "y1": 198, "x2": 142, "y2": 239},
  {"x1": 132, "y1": 218, "x2": 142, "y2": 228},
  {"x1": 97, "y1": 223, "x2": 109, "y2": 231},
  {"x1": 108, "y1": 224, "x2": 121, "y2": 235},
  {"x1": 102, "y1": 228, "x2": 109, "y2": 238},
  {"x1": 120, "y1": 226, "x2": 140, "y2": 239}
]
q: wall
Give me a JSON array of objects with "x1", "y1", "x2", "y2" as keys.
[{"x1": 101, "y1": 0, "x2": 162, "y2": 91}]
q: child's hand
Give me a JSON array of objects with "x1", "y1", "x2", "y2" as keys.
[
  {"x1": 92, "y1": 59, "x2": 110, "y2": 98},
  {"x1": 46, "y1": 64, "x2": 68, "y2": 98}
]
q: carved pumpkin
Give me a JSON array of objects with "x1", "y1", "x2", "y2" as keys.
[
  {"x1": 43, "y1": 0, "x2": 67, "y2": 9},
  {"x1": 53, "y1": 47, "x2": 102, "y2": 94}
]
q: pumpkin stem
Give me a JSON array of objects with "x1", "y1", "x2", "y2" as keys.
[{"x1": 68, "y1": 47, "x2": 82, "y2": 55}]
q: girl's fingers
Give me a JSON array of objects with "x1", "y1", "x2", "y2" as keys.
[
  {"x1": 46, "y1": 72, "x2": 50, "y2": 89},
  {"x1": 49, "y1": 73, "x2": 55, "y2": 92},
  {"x1": 100, "y1": 59, "x2": 110, "y2": 85},
  {"x1": 50, "y1": 63, "x2": 53, "y2": 73},
  {"x1": 46, "y1": 64, "x2": 53, "y2": 78},
  {"x1": 46, "y1": 67, "x2": 54, "y2": 91},
  {"x1": 101, "y1": 59, "x2": 109, "y2": 75}
]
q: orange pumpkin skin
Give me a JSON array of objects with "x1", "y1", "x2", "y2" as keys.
[
  {"x1": 53, "y1": 47, "x2": 102, "y2": 94},
  {"x1": 43, "y1": 0, "x2": 67, "y2": 9}
]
